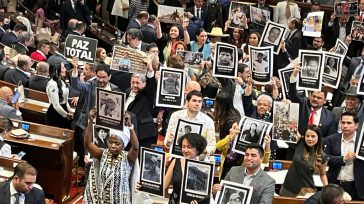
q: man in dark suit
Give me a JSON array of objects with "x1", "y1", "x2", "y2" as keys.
[
  {"x1": 61, "y1": 18, "x2": 78, "y2": 40},
  {"x1": 343, "y1": 47, "x2": 364, "y2": 89},
  {"x1": 4, "y1": 55, "x2": 31, "y2": 87},
  {"x1": 29, "y1": 62, "x2": 49, "y2": 92},
  {"x1": 12, "y1": 31, "x2": 33, "y2": 55},
  {"x1": 0, "y1": 162, "x2": 45, "y2": 204},
  {"x1": 288, "y1": 64, "x2": 337, "y2": 137},
  {"x1": 1, "y1": 23, "x2": 27, "y2": 47},
  {"x1": 126, "y1": 28, "x2": 150, "y2": 52},
  {"x1": 140, "y1": 15, "x2": 162, "y2": 44},
  {"x1": 327, "y1": 14, "x2": 352, "y2": 49},
  {"x1": 60, "y1": 0, "x2": 91, "y2": 31},
  {"x1": 69, "y1": 21, "x2": 86, "y2": 36},
  {"x1": 126, "y1": 11, "x2": 149, "y2": 31},
  {"x1": 0, "y1": 15, "x2": 9, "y2": 40},
  {"x1": 285, "y1": 18, "x2": 303, "y2": 59},
  {"x1": 324, "y1": 112, "x2": 364, "y2": 201},
  {"x1": 213, "y1": 143, "x2": 275, "y2": 204},
  {"x1": 71, "y1": 64, "x2": 120, "y2": 166},
  {"x1": 186, "y1": 0, "x2": 208, "y2": 28},
  {"x1": 125, "y1": 62, "x2": 157, "y2": 148},
  {"x1": 304, "y1": 184, "x2": 345, "y2": 204}
]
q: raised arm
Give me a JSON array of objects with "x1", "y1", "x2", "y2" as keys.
[
  {"x1": 84, "y1": 107, "x2": 103, "y2": 160},
  {"x1": 126, "y1": 112, "x2": 139, "y2": 164},
  {"x1": 288, "y1": 64, "x2": 305, "y2": 104}
]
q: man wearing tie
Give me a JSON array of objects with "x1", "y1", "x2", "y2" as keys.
[
  {"x1": 0, "y1": 162, "x2": 45, "y2": 204},
  {"x1": 187, "y1": 0, "x2": 207, "y2": 28},
  {"x1": 288, "y1": 64, "x2": 337, "y2": 138}
]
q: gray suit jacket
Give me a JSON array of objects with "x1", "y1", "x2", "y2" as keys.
[
  {"x1": 224, "y1": 166, "x2": 275, "y2": 204},
  {"x1": 0, "y1": 99, "x2": 22, "y2": 120},
  {"x1": 0, "y1": 180, "x2": 45, "y2": 204}
]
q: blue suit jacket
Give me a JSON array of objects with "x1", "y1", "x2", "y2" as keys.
[
  {"x1": 324, "y1": 133, "x2": 364, "y2": 200},
  {"x1": 0, "y1": 180, "x2": 45, "y2": 204}
]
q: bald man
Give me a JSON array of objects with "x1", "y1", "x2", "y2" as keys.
[
  {"x1": 4, "y1": 54, "x2": 31, "y2": 87},
  {"x1": 29, "y1": 62, "x2": 50, "y2": 92},
  {"x1": 0, "y1": 86, "x2": 22, "y2": 120},
  {"x1": 185, "y1": 81, "x2": 201, "y2": 94}
]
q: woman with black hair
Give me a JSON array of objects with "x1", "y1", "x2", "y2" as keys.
[
  {"x1": 46, "y1": 60, "x2": 73, "y2": 128},
  {"x1": 189, "y1": 28, "x2": 212, "y2": 61},
  {"x1": 164, "y1": 133, "x2": 207, "y2": 204},
  {"x1": 280, "y1": 125, "x2": 328, "y2": 197}
]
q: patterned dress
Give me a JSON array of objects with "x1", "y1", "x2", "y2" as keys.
[
  {"x1": 84, "y1": 150, "x2": 132, "y2": 204},
  {"x1": 128, "y1": 0, "x2": 149, "y2": 20}
]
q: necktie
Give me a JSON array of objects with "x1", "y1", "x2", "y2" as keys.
[
  {"x1": 308, "y1": 110, "x2": 316, "y2": 125},
  {"x1": 196, "y1": 8, "x2": 200, "y2": 19},
  {"x1": 361, "y1": 13, "x2": 364, "y2": 21},
  {"x1": 14, "y1": 193, "x2": 20, "y2": 204},
  {"x1": 285, "y1": 2, "x2": 291, "y2": 19}
]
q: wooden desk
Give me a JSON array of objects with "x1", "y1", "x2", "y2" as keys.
[
  {"x1": 273, "y1": 196, "x2": 364, "y2": 204},
  {"x1": 0, "y1": 80, "x2": 48, "y2": 124},
  {"x1": 3, "y1": 121, "x2": 74, "y2": 204},
  {"x1": 0, "y1": 156, "x2": 25, "y2": 181}
]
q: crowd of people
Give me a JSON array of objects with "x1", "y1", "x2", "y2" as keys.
[{"x1": 0, "y1": 0, "x2": 364, "y2": 203}]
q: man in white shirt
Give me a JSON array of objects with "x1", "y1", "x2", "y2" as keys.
[
  {"x1": 273, "y1": 0, "x2": 301, "y2": 26},
  {"x1": 126, "y1": 28, "x2": 150, "y2": 52},
  {"x1": 165, "y1": 90, "x2": 216, "y2": 155},
  {"x1": 0, "y1": 162, "x2": 45, "y2": 204},
  {"x1": 325, "y1": 112, "x2": 364, "y2": 201}
]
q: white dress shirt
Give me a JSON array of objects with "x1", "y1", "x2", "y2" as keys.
[
  {"x1": 273, "y1": 1, "x2": 301, "y2": 26},
  {"x1": 310, "y1": 107, "x2": 323, "y2": 126},
  {"x1": 165, "y1": 109, "x2": 216, "y2": 155},
  {"x1": 338, "y1": 133, "x2": 356, "y2": 181},
  {"x1": 10, "y1": 181, "x2": 25, "y2": 204}
]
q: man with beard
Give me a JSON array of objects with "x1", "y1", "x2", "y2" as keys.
[
  {"x1": 288, "y1": 64, "x2": 336, "y2": 137},
  {"x1": 0, "y1": 162, "x2": 45, "y2": 204},
  {"x1": 71, "y1": 63, "x2": 120, "y2": 185}
]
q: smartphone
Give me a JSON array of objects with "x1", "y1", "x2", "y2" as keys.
[
  {"x1": 203, "y1": 98, "x2": 215, "y2": 109},
  {"x1": 17, "y1": 151, "x2": 26, "y2": 159},
  {"x1": 11, "y1": 91, "x2": 21, "y2": 104},
  {"x1": 154, "y1": 146, "x2": 163, "y2": 152},
  {"x1": 21, "y1": 123, "x2": 30, "y2": 131},
  {"x1": 272, "y1": 162, "x2": 283, "y2": 170},
  {"x1": 214, "y1": 154, "x2": 221, "y2": 165}
]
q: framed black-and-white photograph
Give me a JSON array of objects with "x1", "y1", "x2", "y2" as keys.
[
  {"x1": 322, "y1": 52, "x2": 343, "y2": 89},
  {"x1": 278, "y1": 59, "x2": 307, "y2": 99},
  {"x1": 156, "y1": 67, "x2": 186, "y2": 109},
  {"x1": 356, "y1": 127, "x2": 364, "y2": 161},
  {"x1": 272, "y1": 102, "x2": 299, "y2": 144},
  {"x1": 96, "y1": 88, "x2": 125, "y2": 130},
  {"x1": 213, "y1": 42, "x2": 238, "y2": 79},
  {"x1": 298, "y1": 50, "x2": 324, "y2": 91},
  {"x1": 157, "y1": 5, "x2": 184, "y2": 24},
  {"x1": 249, "y1": 45, "x2": 273, "y2": 85},
  {"x1": 139, "y1": 147, "x2": 166, "y2": 197},
  {"x1": 259, "y1": 20, "x2": 287, "y2": 54},
  {"x1": 176, "y1": 51, "x2": 203, "y2": 69},
  {"x1": 215, "y1": 180, "x2": 253, "y2": 204},
  {"x1": 232, "y1": 116, "x2": 272, "y2": 155},
  {"x1": 302, "y1": 11, "x2": 324, "y2": 37},
  {"x1": 250, "y1": 6, "x2": 270, "y2": 26},
  {"x1": 180, "y1": 159, "x2": 214, "y2": 204},
  {"x1": 110, "y1": 46, "x2": 148, "y2": 75},
  {"x1": 357, "y1": 74, "x2": 364, "y2": 95},
  {"x1": 333, "y1": 39, "x2": 348, "y2": 56},
  {"x1": 170, "y1": 119, "x2": 203, "y2": 157},
  {"x1": 228, "y1": 1, "x2": 251, "y2": 30},
  {"x1": 93, "y1": 125, "x2": 110, "y2": 149},
  {"x1": 351, "y1": 21, "x2": 364, "y2": 42}
]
